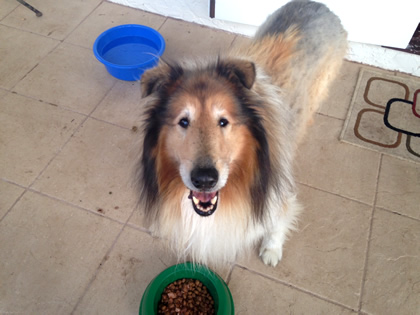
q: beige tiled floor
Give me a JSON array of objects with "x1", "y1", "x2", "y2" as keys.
[{"x1": 1, "y1": 1, "x2": 419, "y2": 314}]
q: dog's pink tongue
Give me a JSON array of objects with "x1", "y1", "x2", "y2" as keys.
[{"x1": 192, "y1": 191, "x2": 217, "y2": 203}]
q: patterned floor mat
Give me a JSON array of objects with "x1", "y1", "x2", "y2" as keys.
[{"x1": 340, "y1": 69, "x2": 420, "y2": 163}]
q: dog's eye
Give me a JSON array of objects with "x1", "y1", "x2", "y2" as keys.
[
  {"x1": 219, "y1": 118, "x2": 229, "y2": 127},
  {"x1": 178, "y1": 118, "x2": 190, "y2": 128}
]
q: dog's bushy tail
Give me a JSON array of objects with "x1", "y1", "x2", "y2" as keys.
[
  {"x1": 255, "y1": 0, "x2": 347, "y2": 69},
  {"x1": 252, "y1": 0, "x2": 348, "y2": 140}
]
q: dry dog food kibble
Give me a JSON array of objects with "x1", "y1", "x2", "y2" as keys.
[{"x1": 158, "y1": 278, "x2": 215, "y2": 315}]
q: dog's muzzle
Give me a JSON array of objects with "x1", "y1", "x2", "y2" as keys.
[{"x1": 188, "y1": 167, "x2": 219, "y2": 216}]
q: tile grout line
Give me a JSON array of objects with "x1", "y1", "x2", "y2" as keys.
[
  {"x1": 225, "y1": 263, "x2": 236, "y2": 284},
  {"x1": 8, "y1": 40, "x2": 61, "y2": 92},
  {"x1": 0, "y1": 183, "x2": 134, "y2": 314},
  {"x1": 0, "y1": 23, "x2": 59, "y2": 41},
  {"x1": 24, "y1": 76, "x2": 118, "y2": 192},
  {"x1": 2, "y1": 0, "x2": 120, "y2": 222},
  {"x1": 2, "y1": 184, "x2": 141, "y2": 312},
  {"x1": 124, "y1": 221, "x2": 152, "y2": 234},
  {"x1": 297, "y1": 181, "x2": 375, "y2": 208},
  {"x1": 0, "y1": 177, "x2": 128, "y2": 227},
  {"x1": 0, "y1": 1, "x2": 20, "y2": 22},
  {"x1": 70, "y1": 187, "x2": 144, "y2": 314},
  {"x1": 1, "y1": 77, "x2": 121, "y2": 225},
  {"x1": 374, "y1": 206, "x2": 420, "y2": 222},
  {"x1": 11, "y1": 86, "x2": 121, "y2": 119},
  {"x1": 300, "y1": 177, "x2": 420, "y2": 222},
  {"x1": 70, "y1": 220, "x2": 146, "y2": 314},
  {"x1": 156, "y1": 14, "x2": 169, "y2": 32},
  {"x1": 85, "y1": 77, "x2": 119, "y2": 118},
  {"x1": 24, "y1": 114, "x2": 88, "y2": 191},
  {"x1": 28, "y1": 187, "x2": 128, "y2": 225},
  {"x1": 88, "y1": 115, "x2": 139, "y2": 131},
  {"x1": 0, "y1": 22, "x2": 61, "y2": 41},
  {"x1": 6, "y1": 0, "x2": 106, "y2": 94},
  {"x1": 357, "y1": 153, "x2": 383, "y2": 313},
  {"x1": 234, "y1": 264, "x2": 358, "y2": 313},
  {"x1": 0, "y1": 180, "x2": 27, "y2": 223},
  {"x1": 61, "y1": 0, "x2": 105, "y2": 44},
  {"x1": 70, "y1": 222, "x2": 126, "y2": 315},
  {"x1": 66, "y1": 79, "x2": 142, "y2": 314},
  {"x1": 11, "y1": 92, "x2": 91, "y2": 117},
  {"x1": 317, "y1": 111, "x2": 346, "y2": 121},
  {"x1": 0, "y1": 78, "x2": 118, "y2": 223}
]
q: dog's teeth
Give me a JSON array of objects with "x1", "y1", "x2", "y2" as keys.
[
  {"x1": 192, "y1": 194, "x2": 217, "y2": 213},
  {"x1": 202, "y1": 204, "x2": 213, "y2": 212},
  {"x1": 192, "y1": 196, "x2": 200, "y2": 205},
  {"x1": 211, "y1": 196, "x2": 218, "y2": 205}
]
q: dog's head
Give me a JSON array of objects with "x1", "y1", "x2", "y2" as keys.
[{"x1": 140, "y1": 59, "x2": 271, "y2": 218}]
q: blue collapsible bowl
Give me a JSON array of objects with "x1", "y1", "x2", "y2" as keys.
[{"x1": 93, "y1": 24, "x2": 165, "y2": 81}]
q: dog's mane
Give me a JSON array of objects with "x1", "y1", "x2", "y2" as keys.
[{"x1": 138, "y1": 59, "x2": 277, "y2": 222}]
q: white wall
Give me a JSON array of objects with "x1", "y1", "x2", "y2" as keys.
[
  {"x1": 110, "y1": 0, "x2": 420, "y2": 76},
  {"x1": 215, "y1": 0, "x2": 419, "y2": 48}
]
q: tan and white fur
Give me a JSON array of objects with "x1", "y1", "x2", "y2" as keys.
[{"x1": 136, "y1": 0, "x2": 347, "y2": 267}]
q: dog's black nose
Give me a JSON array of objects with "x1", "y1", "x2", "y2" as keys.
[{"x1": 191, "y1": 167, "x2": 218, "y2": 190}]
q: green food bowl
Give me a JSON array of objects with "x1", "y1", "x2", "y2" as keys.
[{"x1": 139, "y1": 262, "x2": 234, "y2": 314}]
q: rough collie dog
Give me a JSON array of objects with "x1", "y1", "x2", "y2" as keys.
[{"x1": 136, "y1": 0, "x2": 347, "y2": 267}]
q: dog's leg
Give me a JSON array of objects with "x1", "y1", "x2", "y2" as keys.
[{"x1": 259, "y1": 195, "x2": 301, "y2": 267}]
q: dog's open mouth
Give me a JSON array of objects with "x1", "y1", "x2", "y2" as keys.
[{"x1": 188, "y1": 191, "x2": 219, "y2": 216}]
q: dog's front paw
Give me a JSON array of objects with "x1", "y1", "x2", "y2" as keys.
[{"x1": 259, "y1": 247, "x2": 282, "y2": 267}]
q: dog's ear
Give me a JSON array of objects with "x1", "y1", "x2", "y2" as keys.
[
  {"x1": 140, "y1": 63, "x2": 184, "y2": 97},
  {"x1": 216, "y1": 59, "x2": 256, "y2": 89},
  {"x1": 140, "y1": 64, "x2": 169, "y2": 97}
]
